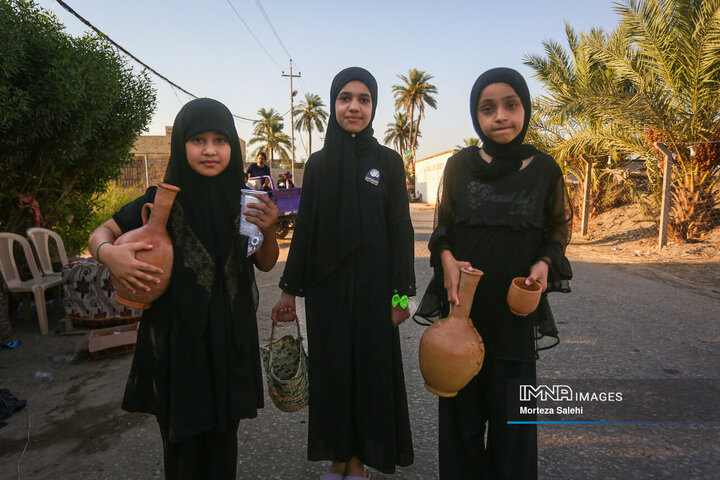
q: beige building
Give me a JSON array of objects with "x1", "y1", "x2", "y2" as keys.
[
  {"x1": 414, "y1": 150, "x2": 457, "y2": 204},
  {"x1": 123, "y1": 127, "x2": 247, "y2": 188}
]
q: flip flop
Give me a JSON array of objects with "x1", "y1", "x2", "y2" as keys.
[
  {"x1": 319, "y1": 474, "x2": 344, "y2": 480},
  {"x1": 344, "y1": 469, "x2": 371, "y2": 480}
]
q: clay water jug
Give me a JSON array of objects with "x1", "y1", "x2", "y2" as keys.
[
  {"x1": 419, "y1": 267, "x2": 485, "y2": 397},
  {"x1": 110, "y1": 182, "x2": 180, "y2": 309}
]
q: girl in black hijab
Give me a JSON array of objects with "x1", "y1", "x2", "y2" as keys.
[
  {"x1": 88, "y1": 98, "x2": 279, "y2": 479},
  {"x1": 414, "y1": 68, "x2": 573, "y2": 479},
  {"x1": 272, "y1": 67, "x2": 415, "y2": 479}
]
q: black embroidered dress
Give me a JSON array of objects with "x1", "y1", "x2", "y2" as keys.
[
  {"x1": 422, "y1": 148, "x2": 572, "y2": 360},
  {"x1": 114, "y1": 99, "x2": 263, "y2": 445}
]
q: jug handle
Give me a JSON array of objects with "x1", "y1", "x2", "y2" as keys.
[{"x1": 141, "y1": 203, "x2": 153, "y2": 225}]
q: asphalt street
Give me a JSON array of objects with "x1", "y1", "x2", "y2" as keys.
[{"x1": 0, "y1": 204, "x2": 718, "y2": 479}]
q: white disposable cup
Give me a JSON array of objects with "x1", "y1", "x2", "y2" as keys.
[{"x1": 240, "y1": 189, "x2": 268, "y2": 237}]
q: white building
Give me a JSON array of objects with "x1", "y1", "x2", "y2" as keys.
[{"x1": 415, "y1": 150, "x2": 457, "y2": 204}]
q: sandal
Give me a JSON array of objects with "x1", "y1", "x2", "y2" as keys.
[
  {"x1": 319, "y1": 474, "x2": 344, "y2": 480},
  {"x1": 344, "y1": 469, "x2": 371, "y2": 480}
]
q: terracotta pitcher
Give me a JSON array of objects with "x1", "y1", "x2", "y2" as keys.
[
  {"x1": 419, "y1": 267, "x2": 485, "y2": 397},
  {"x1": 110, "y1": 182, "x2": 180, "y2": 309}
]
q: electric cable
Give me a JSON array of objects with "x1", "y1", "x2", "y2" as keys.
[
  {"x1": 54, "y1": 0, "x2": 258, "y2": 123},
  {"x1": 224, "y1": 0, "x2": 283, "y2": 71},
  {"x1": 253, "y1": 0, "x2": 292, "y2": 60},
  {"x1": 16, "y1": 407, "x2": 30, "y2": 480}
]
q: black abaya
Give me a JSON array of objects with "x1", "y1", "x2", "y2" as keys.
[
  {"x1": 279, "y1": 67, "x2": 415, "y2": 474},
  {"x1": 281, "y1": 146, "x2": 415, "y2": 474}
]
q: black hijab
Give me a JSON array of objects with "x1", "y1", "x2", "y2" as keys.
[
  {"x1": 162, "y1": 98, "x2": 245, "y2": 332},
  {"x1": 313, "y1": 67, "x2": 380, "y2": 282},
  {"x1": 465, "y1": 67, "x2": 539, "y2": 179},
  {"x1": 164, "y1": 97, "x2": 243, "y2": 256}
]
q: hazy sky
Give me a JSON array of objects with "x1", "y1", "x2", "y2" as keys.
[{"x1": 37, "y1": 0, "x2": 621, "y2": 161}]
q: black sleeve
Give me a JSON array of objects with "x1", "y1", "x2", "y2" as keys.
[
  {"x1": 537, "y1": 161, "x2": 573, "y2": 291},
  {"x1": 428, "y1": 157, "x2": 455, "y2": 268},
  {"x1": 386, "y1": 150, "x2": 416, "y2": 297},
  {"x1": 279, "y1": 158, "x2": 315, "y2": 297},
  {"x1": 111, "y1": 187, "x2": 158, "y2": 233}
]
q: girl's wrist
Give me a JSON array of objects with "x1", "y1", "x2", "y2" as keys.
[
  {"x1": 96, "y1": 241, "x2": 113, "y2": 263},
  {"x1": 440, "y1": 249, "x2": 455, "y2": 264}
]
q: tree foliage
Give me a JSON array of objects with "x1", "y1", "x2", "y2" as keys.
[
  {"x1": 0, "y1": 0, "x2": 156, "y2": 254},
  {"x1": 293, "y1": 93, "x2": 327, "y2": 159},
  {"x1": 392, "y1": 69, "x2": 438, "y2": 183},
  {"x1": 384, "y1": 112, "x2": 419, "y2": 155},
  {"x1": 248, "y1": 107, "x2": 291, "y2": 168},
  {"x1": 524, "y1": 0, "x2": 720, "y2": 239}
]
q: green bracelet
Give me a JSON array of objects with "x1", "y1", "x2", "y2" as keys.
[{"x1": 96, "y1": 241, "x2": 112, "y2": 263}]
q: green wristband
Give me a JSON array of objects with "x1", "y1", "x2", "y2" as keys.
[{"x1": 96, "y1": 241, "x2": 112, "y2": 263}]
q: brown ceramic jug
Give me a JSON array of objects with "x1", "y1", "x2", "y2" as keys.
[
  {"x1": 419, "y1": 267, "x2": 485, "y2": 397},
  {"x1": 110, "y1": 182, "x2": 180, "y2": 309}
]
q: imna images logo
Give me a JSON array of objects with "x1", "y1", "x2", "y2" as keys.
[{"x1": 520, "y1": 384, "x2": 573, "y2": 402}]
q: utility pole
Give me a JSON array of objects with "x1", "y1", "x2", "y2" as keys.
[{"x1": 282, "y1": 60, "x2": 301, "y2": 183}]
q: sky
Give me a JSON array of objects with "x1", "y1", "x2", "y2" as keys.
[{"x1": 36, "y1": 0, "x2": 622, "y2": 161}]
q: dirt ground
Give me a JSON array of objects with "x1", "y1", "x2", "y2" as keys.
[
  {"x1": 414, "y1": 201, "x2": 720, "y2": 293},
  {"x1": 1, "y1": 202, "x2": 718, "y2": 479}
]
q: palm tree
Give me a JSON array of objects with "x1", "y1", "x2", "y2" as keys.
[
  {"x1": 392, "y1": 69, "x2": 438, "y2": 154},
  {"x1": 392, "y1": 69, "x2": 438, "y2": 183},
  {"x1": 524, "y1": 22, "x2": 650, "y2": 168},
  {"x1": 384, "y1": 112, "x2": 419, "y2": 154},
  {"x1": 293, "y1": 93, "x2": 328, "y2": 159},
  {"x1": 525, "y1": 0, "x2": 720, "y2": 239},
  {"x1": 454, "y1": 137, "x2": 481, "y2": 150},
  {"x1": 248, "y1": 108, "x2": 291, "y2": 169}
]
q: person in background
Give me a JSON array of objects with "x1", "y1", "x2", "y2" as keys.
[
  {"x1": 246, "y1": 152, "x2": 271, "y2": 191},
  {"x1": 277, "y1": 171, "x2": 295, "y2": 189}
]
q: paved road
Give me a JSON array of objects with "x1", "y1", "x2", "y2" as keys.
[{"x1": 1, "y1": 205, "x2": 718, "y2": 479}]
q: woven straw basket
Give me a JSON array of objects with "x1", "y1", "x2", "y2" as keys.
[{"x1": 260, "y1": 317, "x2": 309, "y2": 412}]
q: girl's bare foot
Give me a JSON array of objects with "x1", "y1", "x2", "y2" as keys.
[
  {"x1": 345, "y1": 456, "x2": 367, "y2": 478},
  {"x1": 326, "y1": 461, "x2": 346, "y2": 476}
]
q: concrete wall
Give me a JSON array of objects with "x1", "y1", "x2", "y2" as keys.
[
  {"x1": 125, "y1": 127, "x2": 248, "y2": 188},
  {"x1": 415, "y1": 150, "x2": 457, "y2": 204}
]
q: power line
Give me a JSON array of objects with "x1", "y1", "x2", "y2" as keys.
[
  {"x1": 253, "y1": 0, "x2": 292, "y2": 60},
  {"x1": 224, "y1": 0, "x2": 283, "y2": 71},
  {"x1": 54, "y1": 0, "x2": 257, "y2": 123}
]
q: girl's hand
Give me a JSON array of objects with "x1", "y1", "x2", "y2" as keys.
[
  {"x1": 527, "y1": 260, "x2": 549, "y2": 292},
  {"x1": 271, "y1": 292, "x2": 297, "y2": 325},
  {"x1": 244, "y1": 193, "x2": 279, "y2": 238},
  {"x1": 100, "y1": 242, "x2": 163, "y2": 294},
  {"x1": 391, "y1": 305, "x2": 409, "y2": 326},
  {"x1": 440, "y1": 250, "x2": 473, "y2": 306}
]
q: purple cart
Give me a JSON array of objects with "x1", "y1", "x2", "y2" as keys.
[{"x1": 248, "y1": 175, "x2": 301, "y2": 239}]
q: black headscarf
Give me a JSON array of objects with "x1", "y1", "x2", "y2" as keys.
[
  {"x1": 164, "y1": 98, "x2": 243, "y2": 254},
  {"x1": 313, "y1": 67, "x2": 380, "y2": 282},
  {"x1": 162, "y1": 98, "x2": 245, "y2": 332},
  {"x1": 465, "y1": 67, "x2": 539, "y2": 179}
]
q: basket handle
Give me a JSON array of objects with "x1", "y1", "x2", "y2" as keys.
[{"x1": 268, "y1": 314, "x2": 303, "y2": 354}]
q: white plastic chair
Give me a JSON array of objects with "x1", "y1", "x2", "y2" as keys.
[
  {"x1": 0, "y1": 232, "x2": 62, "y2": 335},
  {"x1": 26, "y1": 227, "x2": 69, "y2": 279}
]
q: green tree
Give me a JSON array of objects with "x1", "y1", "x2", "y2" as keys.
[
  {"x1": 392, "y1": 69, "x2": 438, "y2": 155},
  {"x1": 525, "y1": 0, "x2": 720, "y2": 239},
  {"x1": 293, "y1": 93, "x2": 328, "y2": 158},
  {"x1": 0, "y1": 0, "x2": 156, "y2": 254},
  {"x1": 383, "y1": 112, "x2": 418, "y2": 155},
  {"x1": 454, "y1": 137, "x2": 481, "y2": 150},
  {"x1": 248, "y1": 108, "x2": 291, "y2": 168}
]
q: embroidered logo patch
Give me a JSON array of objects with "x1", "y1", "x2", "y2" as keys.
[{"x1": 364, "y1": 168, "x2": 380, "y2": 186}]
